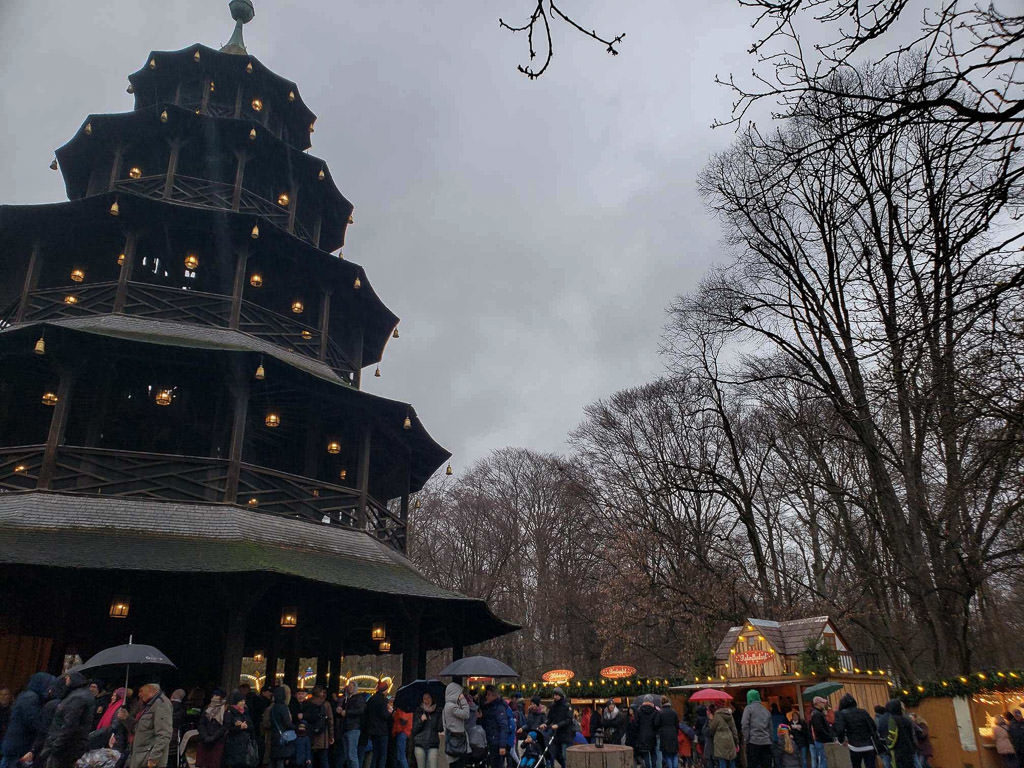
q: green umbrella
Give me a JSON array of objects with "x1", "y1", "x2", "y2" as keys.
[{"x1": 802, "y1": 682, "x2": 844, "y2": 701}]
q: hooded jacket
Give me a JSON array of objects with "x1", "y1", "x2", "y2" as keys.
[
  {"x1": 878, "y1": 700, "x2": 915, "y2": 768},
  {"x1": 2, "y1": 673, "x2": 55, "y2": 760},
  {"x1": 481, "y1": 697, "x2": 509, "y2": 749},
  {"x1": 741, "y1": 692, "x2": 772, "y2": 746},
  {"x1": 269, "y1": 686, "x2": 296, "y2": 761},
  {"x1": 709, "y1": 708, "x2": 738, "y2": 760},
  {"x1": 656, "y1": 703, "x2": 680, "y2": 755},
  {"x1": 442, "y1": 684, "x2": 471, "y2": 736},
  {"x1": 833, "y1": 695, "x2": 877, "y2": 750},
  {"x1": 42, "y1": 672, "x2": 95, "y2": 767}
]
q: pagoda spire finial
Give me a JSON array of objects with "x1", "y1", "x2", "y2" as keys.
[{"x1": 221, "y1": 0, "x2": 255, "y2": 55}]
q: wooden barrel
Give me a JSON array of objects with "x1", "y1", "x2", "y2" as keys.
[{"x1": 566, "y1": 744, "x2": 634, "y2": 768}]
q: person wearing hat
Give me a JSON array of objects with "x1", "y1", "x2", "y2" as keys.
[
  {"x1": 127, "y1": 683, "x2": 173, "y2": 768},
  {"x1": 808, "y1": 698, "x2": 835, "y2": 768},
  {"x1": 223, "y1": 692, "x2": 254, "y2": 768},
  {"x1": 601, "y1": 700, "x2": 626, "y2": 746},
  {"x1": 540, "y1": 689, "x2": 573, "y2": 768},
  {"x1": 741, "y1": 691, "x2": 772, "y2": 768}
]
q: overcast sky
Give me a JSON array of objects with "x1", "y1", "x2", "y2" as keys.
[{"x1": 0, "y1": 0, "x2": 758, "y2": 470}]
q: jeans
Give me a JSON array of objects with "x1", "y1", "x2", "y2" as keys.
[
  {"x1": 665, "y1": 756, "x2": 679, "y2": 768},
  {"x1": 799, "y1": 748, "x2": 810, "y2": 768},
  {"x1": 879, "y1": 753, "x2": 891, "y2": 768},
  {"x1": 395, "y1": 735, "x2": 409, "y2": 768},
  {"x1": 639, "y1": 753, "x2": 655, "y2": 768},
  {"x1": 552, "y1": 742, "x2": 567, "y2": 768},
  {"x1": 345, "y1": 731, "x2": 362, "y2": 768},
  {"x1": 370, "y1": 735, "x2": 388, "y2": 768},
  {"x1": 413, "y1": 747, "x2": 438, "y2": 768},
  {"x1": 717, "y1": 760, "x2": 736, "y2": 768},
  {"x1": 811, "y1": 743, "x2": 826, "y2": 768}
]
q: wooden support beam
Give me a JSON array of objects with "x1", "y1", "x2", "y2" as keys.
[
  {"x1": 37, "y1": 368, "x2": 76, "y2": 490},
  {"x1": 112, "y1": 231, "x2": 137, "y2": 314},
  {"x1": 315, "y1": 652, "x2": 328, "y2": 688},
  {"x1": 224, "y1": 364, "x2": 250, "y2": 503},
  {"x1": 107, "y1": 145, "x2": 123, "y2": 191},
  {"x1": 162, "y1": 139, "x2": 182, "y2": 199},
  {"x1": 287, "y1": 186, "x2": 299, "y2": 234},
  {"x1": 231, "y1": 152, "x2": 247, "y2": 212},
  {"x1": 221, "y1": 602, "x2": 248, "y2": 693},
  {"x1": 229, "y1": 246, "x2": 249, "y2": 330},
  {"x1": 14, "y1": 241, "x2": 41, "y2": 324},
  {"x1": 356, "y1": 426, "x2": 372, "y2": 528},
  {"x1": 318, "y1": 290, "x2": 332, "y2": 361},
  {"x1": 283, "y1": 629, "x2": 300, "y2": 691}
]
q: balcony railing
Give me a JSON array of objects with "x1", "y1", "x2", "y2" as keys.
[{"x1": 0, "y1": 445, "x2": 405, "y2": 551}]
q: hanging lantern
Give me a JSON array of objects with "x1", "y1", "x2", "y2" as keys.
[
  {"x1": 251, "y1": 98, "x2": 264, "y2": 112},
  {"x1": 414, "y1": 498, "x2": 421, "y2": 510},
  {"x1": 379, "y1": 640, "x2": 391, "y2": 654},
  {"x1": 288, "y1": 90, "x2": 296, "y2": 102},
  {"x1": 249, "y1": 128, "x2": 257, "y2": 141},
  {"x1": 371, "y1": 622, "x2": 387, "y2": 641},
  {"x1": 301, "y1": 330, "x2": 313, "y2": 340},
  {"x1": 64, "y1": 295, "x2": 79, "y2": 305},
  {"x1": 254, "y1": 363, "x2": 265, "y2": 380},
  {"x1": 374, "y1": 366, "x2": 381, "y2": 378},
  {"x1": 251, "y1": 224, "x2": 259, "y2": 239},
  {"x1": 84, "y1": 122, "x2": 93, "y2": 136},
  {"x1": 127, "y1": 84, "x2": 135, "y2": 94},
  {"x1": 348, "y1": 214, "x2": 355, "y2": 224},
  {"x1": 184, "y1": 253, "x2": 199, "y2": 270},
  {"x1": 291, "y1": 300, "x2": 304, "y2": 314},
  {"x1": 354, "y1": 276, "x2": 361, "y2": 290},
  {"x1": 393, "y1": 328, "x2": 400, "y2": 339},
  {"x1": 446, "y1": 463, "x2": 453, "y2": 476},
  {"x1": 327, "y1": 441, "x2": 341, "y2": 454},
  {"x1": 280, "y1": 607, "x2": 298, "y2": 628},
  {"x1": 14, "y1": 465, "x2": 27, "y2": 474},
  {"x1": 403, "y1": 415, "x2": 412, "y2": 430},
  {"x1": 109, "y1": 596, "x2": 131, "y2": 619},
  {"x1": 247, "y1": 497, "x2": 259, "y2": 507},
  {"x1": 318, "y1": 168, "x2": 326, "y2": 181},
  {"x1": 246, "y1": 62, "x2": 254, "y2": 74},
  {"x1": 193, "y1": 50, "x2": 201, "y2": 62},
  {"x1": 277, "y1": 193, "x2": 290, "y2": 207},
  {"x1": 117, "y1": 252, "x2": 125, "y2": 266},
  {"x1": 42, "y1": 391, "x2": 59, "y2": 406},
  {"x1": 249, "y1": 273, "x2": 263, "y2": 288},
  {"x1": 34, "y1": 336, "x2": 45, "y2": 355},
  {"x1": 308, "y1": 122, "x2": 315, "y2": 133},
  {"x1": 155, "y1": 389, "x2": 173, "y2": 406},
  {"x1": 209, "y1": 81, "x2": 216, "y2": 93},
  {"x1": 70, "y1": 268, "x2": 85, "y2": 283},
  {"x1": 339, "y1": 469, "x2": 348, "y2": 481},
  {"x1": 50, "y1": 159, "x2": 59, "y2": 171},
  {"x1": 109, "y1": 200, "x2": 120, "y2": 216},
  {"x1": 149, "y1": 58, "x2": 157, "y2": 69},
  {"x1": 128, "y1": 166, "x2": 142, "y2": 179},
  {"x1": 265, "y1": 412, "x2": 281, "y2": 428},
  {"x1": 160, "y1": 110, "x2": 168, "y2": 123}
]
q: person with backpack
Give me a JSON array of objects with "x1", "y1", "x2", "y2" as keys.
[
  {"x1": 876, "y1": 700, "x2": 914, "y2": 768},
  {"x1": 907, "y1": 715, "x2": 932, "y2": 768},
  {"x1": 268, "y1": 686, "x2": 296, "y2": 768},
  {"x1": 776, "y1": 724, "x2": 801, "y2": 768},
  {"x1": 833, "y1": 694, "x2": 879, "y2": 768},
  {"x1": 301, "y1": 688, "x2": 333, "y2": 768}
]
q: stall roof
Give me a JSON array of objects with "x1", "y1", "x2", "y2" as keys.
[{"x1": 714, "y1": 617, "x2": 833, "y2": 661}]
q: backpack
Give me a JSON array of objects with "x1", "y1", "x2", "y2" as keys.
[
  {"x1": 305, "y1": 703, "x2": 326, "y2": 735},
  {"x1": 885, "y1": 716, "x2": 898, "y2": 756}
]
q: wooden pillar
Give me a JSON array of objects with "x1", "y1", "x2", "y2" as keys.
[
  {"x1": 107, "y1": 145, "x2": 123, "y2": 191},
  {"x1": 353, "y1": 326, "x2": 364, "y2": 388},
  {"x1": 318, "y1": 290, "x2": 332, "y2": 361},
  {"x1": 401, "y1": 614, "x2": 421, "y2": 686},
  {"x1": 416, "y1": 644, "x2": 427, "y2": 680},
  {"x1": 399, "y1": 459, "x2": 411, "y2": 552},
  {"x1": 264, "y1": 632, "x2": 280, "y2": 692},
  {"x1": 356, "y1": 426, "x2": 372, "y2": 528},
  {"x1": 162, "y1": 139, "x2": 182, "y2": 199},
  {"x1": 302, "y1": 403, "x2": 319, "y2": 478},
  {"x1": 37, "y1": 368, "x2": 76, "y2": 490},
  {"x1": 232, "y1": 152, "x2": 248, "y2": 212},
  {"x1": 221, "y1": 602, "x2": 248, "y2": 693},
  {"x1": 229, "y1": 247, "x2": 249, "y2": 329},
  {"x1": 202, "y1": 77, "x2": 213, "y2": 113},
  {"x1": 14, "y1": 241, "x2": 42, "y2": 323},
  {"x1": 315, "y1": 652, "x2": 328, "y2": 688},
  {"x1": 283, "y1": 629, "x2": 300, "y2": 691},
  {"x1": 233, "y1": 84, "x2": 244, "y2": 119},
  {"x1": 312, "y1": 216, "x2": 322, "y2": 248},
  {"x1": 287, "y1": 186, "x2": 299, "y2": 234},
  {"x1": 112, "y1": 231, "x2": 138, "y2": 314},
  {"x1": 224, "y1": 365, "x2": 250, "y2": 503}
]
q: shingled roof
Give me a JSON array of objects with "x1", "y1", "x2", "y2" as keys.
[{"x1": 714, "y1": 616, "x2": 833, "y2": 660}]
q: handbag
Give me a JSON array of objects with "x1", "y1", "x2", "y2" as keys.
[
  {"x1": 444, "y1": 730, "x2": 468, "y2": 757},
  {"x1": 279, "y1": 729, "x2": 298, "y2": 746}
]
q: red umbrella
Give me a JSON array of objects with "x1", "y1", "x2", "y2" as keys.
[{"x1": 688, "y1": 688, "x2": 733, "y2": 702}]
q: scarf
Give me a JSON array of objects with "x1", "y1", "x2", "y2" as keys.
[
  {"x1": 205, "y1": 697, "x2": 226, "y2": 724},
  {"x1": 97, "y1": 689, "x2": 127, "y2": 731},
  {"x1": 420, "y1": 702, "x2": 437, "y2": 714}
]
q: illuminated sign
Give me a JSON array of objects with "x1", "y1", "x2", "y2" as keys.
[
  {"x1": 599, "y1": 665, "x2": 638, "y2": 679},
  {"x1": 542, "y1": 669, "x2": 575, "y2": 683},
  {"x1": 734, "y1": 650, "x2": 774, "y2": 665}
]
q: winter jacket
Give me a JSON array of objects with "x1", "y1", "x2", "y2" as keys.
[
  {"x1": 601, "y1": 707, "x2": 626, "y2": 746},
  {"x1": 1007, "y1": 720, "x2": 1024, "y2": 760},
  {"x1": 546, "y1": 698, "x2": 574, "y2": 745},
  {"x1": 877, "y1": 701, "x2": 915, "y2": 768},
  {"x1": 915, "y1": 723, "x2": 932, "y2": 760},
  {"x1": 442, "y1": 685, "x2": 471, "y2": 737},
  {"x1": 293, "y1": 734, "x2": 311, "y2": 767},
  {"x1": 198, "y1": 712, "x2": 227, "y2": 745},
  {"x1": 741, "y1": 704, "x2": 773, "y2": 747},
  {"x1": 363, "y1": 693, "x2": 390, "y2": 738},
  {"x1": 709, "y1": 708, "x2": 738, "y2": 760},
  {"x1": 524, "y1": 705, "x2": 547, "y2": 733},
  {"x1": 392, "y1": 709, "x2": 413, "y2": 739},
  {"x1": 412, "y1": 706, "x2": 441, "y2": 749},
  {"x1": 994, "y1": 721, "x2": 1014, "y2": 755},
  {"x1": 787, "y1": 716, "x2": 809, "y2": 749},
  {"x1": 2, "y1": 673, "x2": 54, "y2": 760},
  {"x1": 222, "y1": 708, "x2": 254, "y2": 768},
  {"x1": 833, "y1": 696, "x2": 877, "y2": 750},
  {"x1": 656, "y1": 705, "x2": 680, "y2": 755},
  {"x1": 42, "y1": 673, "x2": 95, "y2": 768},
  {"x1": 678, "y1": 724, "x2": 696, "y2": 758},
  {"x1": 128, "y1": 692, "x2": 173, "y2": 768},
  {"x1": 481, "y1": 699, "x2": 509, "y2": 749},
  {"x1": 341, "y1": 693, "x2": 366, "y2": 733},
  {"x1": 269, "y1": 688, "x2": 296, "y2": 761},
  {"x1": 301, "y1": 700, "x2": 334, "y2": 751},
  {"x1": 809, "y1": 708, "x2": 835, "y2": 744}
]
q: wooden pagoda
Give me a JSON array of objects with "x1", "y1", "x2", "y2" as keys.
[{"x1": 0, "y1": 1, "x2": 514, "y2": 691}]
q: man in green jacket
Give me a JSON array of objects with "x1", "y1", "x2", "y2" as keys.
[{"x1": 128, "y1": 684, "x2": 173, "y2": 768}]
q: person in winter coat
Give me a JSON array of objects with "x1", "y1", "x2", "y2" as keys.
[
  {"x1": 338, "y1": 683, "x2": 365, "y2": 768},
  {"x1": 600, "y1": 701, "x2": 625, "y2": 747},
  {"x1": 293, "y1": 724, "x2": 311, "y2": 768},
  {"x1": 994, "y1": 714, "x2": 1017, "y2": 768},
  {"x1": 876, "y1": 700, "x2": 914, "y2": 768},
  {"x1": 301, "y1": 688, "x2": 334, "y2": 768},
  {"x1": 808, "y1": 698, "x2": 835, "y2": 768},
  {"x1": 1007, "y1": 712, "x2": 1024, "y2": 768},
  {"x1": 776, "y1": 725, "x2": 802, "y2": 768},
  {"x1": 833, "y1": 694, "x2": 878, "y2": 768},
  {"x1": 741, "y1": 692, "x2": 772, "y2": 768},
  {"x1": 908, "y1": 715, "x2": 932, "y2": 768},
  {"x1": 657, "y1": 698, "x2": 681, "y2": 768},
  {"x1": 627, "y1": 697, "x2": 657, "y2": 768},
  {"x1": 787, "y1": 709, "x2": 809, "y2": 768},
  {"x1": 412, "y1": 693, "x2": 441, "y2": 768},
  {"x1": 41, "y1": 672, "x2": 95, "y2": 768},
  {"x1": 363, "y1": 682, "x2": 392, "y2": 768},
  {"x1": 1, "y1": 673, "x2": 55, "y2": 768},
  {"x1": 540, "y1": 690, "x2": 573, "y2": 768},
  {"x1": 679, "y1": 720, "x2": 696, "y2": 768},
  {"x1": 481, "y1": 688, "x2": 508, "y2": 768},
  {"x1": 268, "y1": 686, "x2": 296, "y2": 768},
  {"x1": 128, "y1": 684, "x2": 173, "y2": 768},
  {"x1": 196, "y1": 692, "x2": 228, "y2": 768},
  {"x1": 222, "y1": 693, "x2": 254, "y2": 768},
  {"x1": 709, "y1": 707, "x2": 738, "y2": 768},
  {"x1": 391, "y1": 707, "x2": 412, "y2": 768},
  {"x1": 0, "y1": 688, "x2": 11, "y2": 746},
  {"x1": 442, "y1": 684, "x2": 472, "y2": 768}
]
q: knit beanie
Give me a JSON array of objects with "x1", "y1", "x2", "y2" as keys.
[
  {"x1": 552, "y1": 687, "x2": 565, "y2": 698},
  {"x1": 747, "y1": 690, "x2": 761, "y2": 704}
]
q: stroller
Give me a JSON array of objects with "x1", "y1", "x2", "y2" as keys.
[
  {"x1": 518, "y1": 731, "x2": 553, "y2": 768},
  {"x1": 177, "y1": 729, "x2": 200, "y2": 768}
]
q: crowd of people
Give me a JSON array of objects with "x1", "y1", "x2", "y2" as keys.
[{"x1": 3, "y1": 676, "x2": 1024, "y2": 768}]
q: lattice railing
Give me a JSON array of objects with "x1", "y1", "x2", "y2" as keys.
[
  {"x1": 23, "y1": 283, "x2": 118, "y2": 322},
  {"x1": 122, "y1": 283, "x2": 232, "y2": 326},
  {"x1": 0, "y1": 446, "x2": 45, "y2": 492},
  {"x1": 237, "y1": 463, "x2": 360, "y2": 527},
  {"x1": 365, "y1": 497, "x2": 406, "y2": 550},
  {"x1": 238, "y1": 301, "x2": 329, "y2": 362}
]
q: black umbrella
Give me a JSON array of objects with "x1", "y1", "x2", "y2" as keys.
[
  {"x1": 438, "y1": 656, "x2": 519, "y2": 679},
  {"x1": 394, "y1": 679, "x2": 446, "y2": 712},
  {"x1": 70, "y1": 641, "x2": 176, "y2": 683}
]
